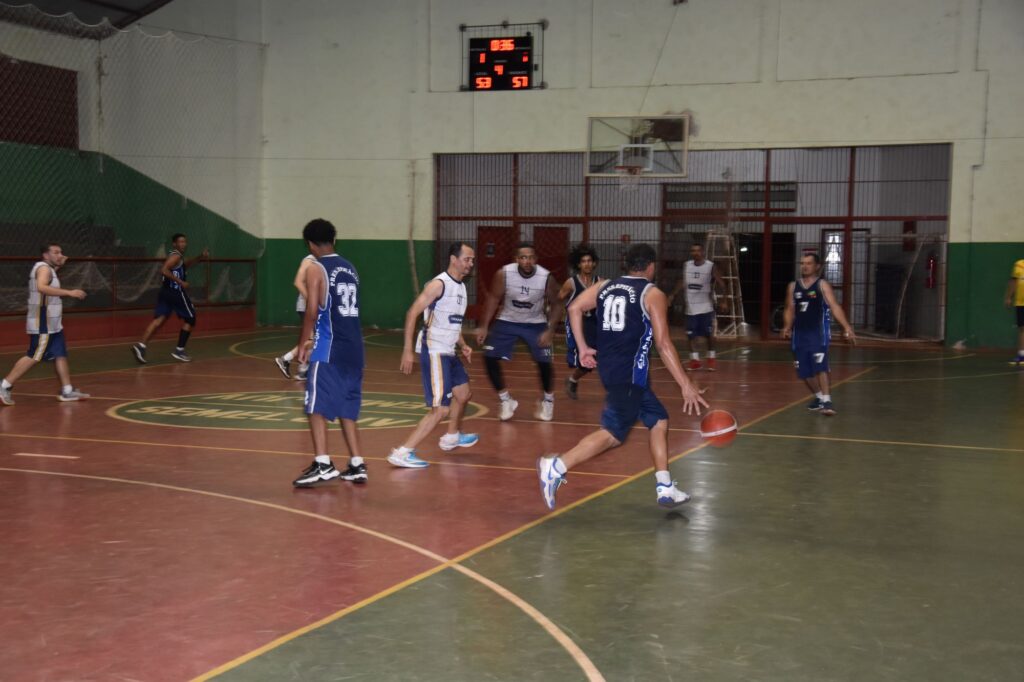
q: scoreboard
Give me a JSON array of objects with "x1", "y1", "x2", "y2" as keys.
[{"x1": 468, "y1": 36, "x2": 533, "y2": 91}]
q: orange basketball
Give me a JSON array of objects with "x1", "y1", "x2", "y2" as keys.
[{"x1": 700, "y1": 410, "x2": 737, "y2": 448}]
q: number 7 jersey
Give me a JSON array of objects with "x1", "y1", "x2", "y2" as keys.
[
  {"x1": 595, "y1": 276, "x2": 656, "y2": 387},
  {"x1": 310, "y1": 253, "x2": 364, "y2": 368}
]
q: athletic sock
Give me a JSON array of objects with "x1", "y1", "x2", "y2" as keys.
[
  {"x1": 314, "y1": 454, "x2": 331, "y2": 465},
  {"x1": 822, "y1": 394, "x2": 832, "y2": 402},
  {"x1": 552, "y1": 457, "x2": 567, "y2": 476},
  {"x1": 568, "y1": 377, "x2": 578, "y2": 384},
  {"x1": 498, "y1": 390, "x2": 511, "y2": 402},
  {"x1": 350, "y1": 456, "x2": 364, "y2": 467},
  {"x1": 543, "y1": 392, "x2": 554, "y2": 402},
  {"x1": 137, "y1": 342, "x2": 146, "y2": 349},
  {"x1": 283, "y1": 350, "x2": 296, "y2": 361},
  {"x1": 62, "y1": 384, "x2": 72, "y2": 394},
  {"x1": 707, "y1": 350, "x2": 716, "y2": 359},
  {"x1": 690, "y1": 352, "x2": 700, "y2": 360},
  {"x1": 177, "y1": 329, "x2": 191, "y2": 349},
  {"x1": 655, "y1": 470, "x2": 672, "y2": 486},
  {"x1": 394, "y1": 445, "x2": 412, "y2": 455},
  {"x1": 815, "y1": 392, "x2": 825, "y2": 400},
  {"x1": 1, "y1": 379, "x2": 11, "y2": 390}
]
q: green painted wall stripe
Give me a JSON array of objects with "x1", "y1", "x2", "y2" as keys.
[{"x1": 946, "y1": 242, "x2": 1022, "y2": 348}]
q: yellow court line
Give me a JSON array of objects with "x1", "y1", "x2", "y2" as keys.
[
  {"x1": 0, "y1": 432, "x2": 626, "y2": 479},
  {"x1": 0, "y1": 467, "x2": 604, "y2": 682},
  {"x1": 740, "y1": 431, "x2": 1024, "y2": 454},
  {"x1": 847, "y1": 370, "x2": 1021, "y2": 383}
]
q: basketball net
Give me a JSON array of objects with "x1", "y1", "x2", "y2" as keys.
[{"x1": 614, "y1": 165, "x2": 643, "y2": 192}]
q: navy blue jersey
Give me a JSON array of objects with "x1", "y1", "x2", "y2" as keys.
[
  {"x1": 309, "y1": 253, "x2": 364, "y2": 368},
  {"x1": 792, "y1": 278, "x2": 831, "y2": 349},
  {"x1": 162, "y1": 250, "x2": 186, "y2": 290},
  {"x1": 565, "y1": 274, "x2": 602, "y2": 319},
  {"x1": 595, "y1": 276, "x2": 656, "y2": 387}
]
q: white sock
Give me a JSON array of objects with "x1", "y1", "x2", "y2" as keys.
[
  {"x1": 815, "y1": 392, "x2": 825, "y2": 400},
  {"x1": 283, "y1": 350, "x2": 295, "y2": 361},
  {"x1": 1018, "y1": 349, "x2": 1024, "y2": 357},
  {"x1": 1, "y1": 379, "x2": 11, "y2": 390},
  {"x1": 543, "y1": 392, "x2": 554, "y2": 402},
  {"x1": 137, "y1": 342, "x2": 146, "y2": 348},
  {"x1": 552, "y1": 457, "x2": 567, "y2": 475},
  {"x1": 655, "y1": 470, "x2": 672, "y2": 486},
  {"x1": 498, "y1": 390, "x2": 511, "y2": 401},
  {"x1": 314, "y1": 454, "x2": 331, "y2": 464},
  {"x1": 568, "y1": 377, "x2": 578, "y2": 384},
  {"x1": 707, "y1": 350, "x2": 716, "y2": 359},
  {"x1": 442, "y1": 432, "x2": 458, "y2": 441},
  {"x1": 350, "y1": 456, "x2": 364, "y2": 467},
  {"x1": 690, "y1": 352, "x2": 700, "y2": 360},
  {"x1": 393, "y1": 445, "x2": 411, "y2": 455},
  {"x1": 62, "y1": 384, "x2": 73, "y2": 394},
  {"x1": 822, "y1": 394, "x2": 831, "y2": 402},
  {"x1": 175, "y1": 346, "x2": 184, "y2": 352}
]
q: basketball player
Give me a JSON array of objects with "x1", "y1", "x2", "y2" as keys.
[
  {"x1": 475, "y1": 243, "x2": 562, "y2": 421},
  {"x1": 0, "y1": 243, "x2": 90, "y2": 406},
  {"x1": 293, "y1": 219, "x2": 368, "y2": 487},
  {"x1": 559, "y1": 245, "x2": 603, "y2": 399},
  {"x1": 668, "y1": 243, "x2": 725, "y2": 371},
  {"x1": 387, "y1": 242, "x2": 478, "y2": 468},
  {"x1": 131, "y1": 233, "x2": 208, "y2": 364},
  {"x1": 536, "y1": 244, "x2": 708, "y2": 510},
  {"x1": 274, "y1": 253, "x2": 317, "y2": 380},
  {"x1": 1005, "y1": 257, "x2": 1024, "y2": 365},
  {"x1": 781, "y1": 253, "x2": 856, "y2": 416}
]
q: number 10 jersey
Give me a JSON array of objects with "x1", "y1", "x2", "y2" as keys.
[
  {"x1": 595, "y1": 276, "x2": 656, "y2": 388},
  {"x1": 310, "y1": 253, "x2": 365, "y2": 369}
]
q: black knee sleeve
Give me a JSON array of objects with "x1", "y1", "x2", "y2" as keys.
[
  {"x1": 484, "y1": 355, "x2": 505, "y2": 391},
  {"x1": 538, "y1": 361, "x2": 553, "y2": 393}
]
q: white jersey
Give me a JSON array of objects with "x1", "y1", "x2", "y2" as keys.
[
  {"x1": 416, "y1": 271, "x2": 467, "y2": 355},
  {"x1": 497, "y1": 263, "x2": 550, "y2": 325},
  {"x1": 683, "y1": 259, "x2": 715, "y2": 315},
  {"x1": 295, "y1": 254, "x2": 317, "y2": 312},
  {"x1": 26, "y1": 262, "x2": 63, "y2": 334}
]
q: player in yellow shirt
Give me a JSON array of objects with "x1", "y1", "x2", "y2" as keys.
[{"x1": 1006, "y1": 258, "x2": 1024, "y2": 365}]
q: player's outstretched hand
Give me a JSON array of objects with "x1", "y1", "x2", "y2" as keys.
[
  {"x1": 69, "y1": 289, "x2": 87, "y2": 300},
  {"x1": 474, "y1": 327, "x2": 488, "y2": 347},
  {"x1": 680, "y1": 382, "x2": 709, "y2": 416},
  {"x1": 580, "y1": 347, "x2": 597, "y2": 369},
  {"x1": 460, "y1": 344, "x2": 473, "y2": 364},
  {"x1": 538, "y1": 329, "x2": 553, "y2": 349},
  {"x1": 781, "y1": 326, "x2": 791, "y2": 340},
  {"x1": 400, "y1": 349, "x2": 415, "y2": 375},
  {"x1": 298, "y1": 341, "x2": 311, "y2": 366},
  {"x1": 844, "y1": 328, "x2": 857, "y2": 346}
]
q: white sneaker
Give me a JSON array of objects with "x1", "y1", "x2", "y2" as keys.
[
  {"x1": 58, "y1": 388, "x2": 90, "y2": 402},
  {"x1": 499, "y1": 398, "x2": 518, "y2": 421},
  {"x1": 387, "y1": 449, "x2": 430, "y2": 468},
  {"x1": 537, "y1": 455, "x2": 567, "y2": 510},
  {"x1": 656, "y1": 482, "x2": 691, "y2": 508},
  {"x1": 0, "y1": 384, "x2": 13, "y2": 406},
  {"x1": 536, "y1": 399, "x2": 554, "y2": 422},
  {"x1": 438, "y1": 432, "x2": 479, "y2": 451}
]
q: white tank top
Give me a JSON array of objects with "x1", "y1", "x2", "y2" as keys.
[
  {"x1": 295, "y1": 254, "x2": 317, "y2": 312},
  {"x1": 497, "y1": 263, "x2": 550, "y2": 325},
  {"x1": 683, "y1": 259, "x2": 715, "y2": 315},
  {"x1": 416, "y1": 271, "x2": 467, "y2": 355},
  {"x1": 26, "y1": 262, "x2": 63, "y2": 334}
]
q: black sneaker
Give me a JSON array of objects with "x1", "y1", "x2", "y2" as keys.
[
  {"x1": 565, "y1": 377, "x2": 578, "y2": 400},
  {"x1": 807, "y1": 397, "x2": 823, "y2": 411},
  {"x1": 171, "y1": 348, "x2": 192, "y2": 362},
  {"x1": 293, "y1": 460, "x2": 341, "y2": 487},
  {"x1": 339, "y1": 462, "x2": 368, "y2": 484},
  {"x1": 274, "y1": 356, "x2": 291, "y2": 378},
  {"x1": 820, "y1": 401, "x2": 836, "y2": 416},
  {"x1": 131, "y1": 343, "x2": 147, "y2": 364}
]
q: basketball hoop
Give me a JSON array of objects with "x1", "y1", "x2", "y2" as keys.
[{"x1": 614, "y1": 164, "x2": 644, "y2": 192}]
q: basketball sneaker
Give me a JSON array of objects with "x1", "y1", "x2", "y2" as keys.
[
  {"x1": 0, "y1": 384, "x2": 13, "y2": 406},
  {"x1": 439, "y1": 432, "x2": 479, "y2": 451},
  {"x1": 656, "y1": 481, "x2": 691, "y2": 508},
  {"x1": 387, "y1": 448, "x2": 430, "y2": 468},
  {"x1": 820, "y1": 401, "x2": 836, "y2": 416},
  {"x1": 274, "y1": 356, "x2": 291, "y2": 378},
  {"x1": 536, "y1": 399, "x2": 554, "y2": 422},
  {"x1": 706, "y1": 358, "x2": 717, "y2": 371},
  {"x1": 131, "y1": 343, "x2": 147, "y2": 364},
  {"x1": 293, "y1": 460, "x2": 340, "y2": 487},
  {"x1": 296, "y1": 364, "x2": 309, "y2": 381},
  {"x1": 565, "y1": 377, "x2": 579, "y2": 400},
  {"x1": 499, "y1": 397, "x2": 518, "y2": 421},
  {"x1": 536, "y1": 456, "x2": 566, "y2": 510},
  {"x1": 58, "y1": 388, "x2": 90, "y2": 402},
  {"x1": 807, "y1": 397, "x2": 824, "y2": 411},
  {"x1": 685, "y1": 359, "x2": 702, "y2": 371},
  {"x1": 171, "y1": 348, "x2": 192, "y2": 362},
  {"x1": 339, "y1": 461, "x2": 368, "y2": 484}
]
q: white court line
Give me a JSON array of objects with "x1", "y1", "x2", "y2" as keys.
[{"x1": 11, "y1": 452, "x2": 80, "y2": 460}]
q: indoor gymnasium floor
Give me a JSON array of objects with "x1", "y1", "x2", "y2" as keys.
[{"x1": 0, "y1": 329, "x2": 1021, "y2": 681}]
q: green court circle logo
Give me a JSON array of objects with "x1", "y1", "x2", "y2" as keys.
[{"x1": 108, "y1": 391, "x2": 485, "y2": 430}]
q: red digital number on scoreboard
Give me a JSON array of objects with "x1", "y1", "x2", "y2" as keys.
[
  {"x1": 489, "y1": 38, "x2": 516, "y2": 51},
  {"x1": 512, "y1": 76, "x2": 529, "y2": 88}
]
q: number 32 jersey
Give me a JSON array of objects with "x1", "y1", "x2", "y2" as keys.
[
  {"x1": 595, "y1": 276, "x2": 656, "y2": 388},
  {"x1": 310, "y1": 253, "x2": 364, "y2": 369}
]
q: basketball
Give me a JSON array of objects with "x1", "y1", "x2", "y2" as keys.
[{"x1": 700, "y1": 410, "x2": 737, "y2": 448}]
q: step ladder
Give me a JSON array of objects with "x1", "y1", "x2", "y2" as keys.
[{"x1": 704, "y1": 230, "x2": 745, "y2": 337}]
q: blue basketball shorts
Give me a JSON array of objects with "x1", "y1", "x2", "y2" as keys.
[
  {"x1": 565, "y1": 317, "x2": 597, "y2": 369},
  {"x1": 305, "y1": 361, "x2": 363, "y2": 421},
  {"x1": 600, "y1": 383, "x2": 669, "y2": 443},
  {"x1": 793, "y1": 345, "x2": 830, "y2": 379},
  {"x1": 484, "y1": 320, "x2": 552, "y2": 363},
  {"x1": 686, "y1": 311, "x2": 715, "y2": 339},
  {"x1": 154, "y1": 287, "x2": 196, "y2": 325},
  {"x1": 421, "y1": 349, "x2": 470, "y2": 408},
  {"x1": 26, "y1": 331, "x2": 68, "y2": 362}
]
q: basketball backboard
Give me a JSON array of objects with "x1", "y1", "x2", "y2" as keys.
[{"x1": 586, "y1": 115, "x2": 689, "y2": 177}]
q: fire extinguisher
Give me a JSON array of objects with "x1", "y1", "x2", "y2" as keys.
[{"x1": 925, "y1": 252, "x2": 937, "y2": 289}]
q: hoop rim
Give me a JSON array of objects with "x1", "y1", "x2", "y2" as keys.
[{"x1": 613, "y1": 164, "x2": 646, "y2": 176}]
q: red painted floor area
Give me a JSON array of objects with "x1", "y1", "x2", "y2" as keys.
[{"x1": 0, "y1": 338, "x2": 847, "y2": 680}]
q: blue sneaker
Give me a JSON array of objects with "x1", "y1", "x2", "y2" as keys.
[
  {"x1": 537, "y1": 456, "x2": 566, "y2": 510},
  {"x1": 1011, "y1": 355, "x2": 1024, "y2": 367},
  {"x1": 387, "y1": 449, "x2": 430, "y2": 468},
  {"x1": 807, "y1": 397, "x2": 823, "y2": 411},
  {"x1": 438, "y1": 432, "x2": 479, "y2": 451}
]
